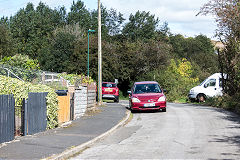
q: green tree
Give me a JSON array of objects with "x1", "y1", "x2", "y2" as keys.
[
  {"x1": 90, "y1": 5, "x2": 125, "y2": 39},
  {"x1": 169, "y1": 34, "x2": 218, "y2": 80},
  {"x1": 40, "y1": 31, "x2": 76, "y2": 73},
  {"x1": 9, "y1": 2, "x2": 66, "y2": 59},
  {"x1": 0, "y1": 24, "x2": 15, "y2": 58},
  {"x1": 67, "y1": 0, "x2": 91, "y2": 29},
  {"x1": 122, "y1": 11, "x2": 159, "y2": 40}
]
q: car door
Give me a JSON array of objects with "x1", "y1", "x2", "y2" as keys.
[{"x1": 203, "y1": 78, "x2": 221, "y2": 97}]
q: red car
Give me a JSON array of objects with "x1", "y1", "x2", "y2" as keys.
[
  {"x1": 102, "y1": 82, "x2": 119, "y2": 102},
  {"x1": 128, "y1": 81, "x2": 166, "y2": 112}
]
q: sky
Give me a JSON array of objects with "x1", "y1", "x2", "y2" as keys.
[{"x1": 0, "y1": 0, "x2": 217, "y2": 39}]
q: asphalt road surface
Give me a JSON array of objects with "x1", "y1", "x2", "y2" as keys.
[{"x1": 71, "y1": 102, "x2": 240, "y2": 159}]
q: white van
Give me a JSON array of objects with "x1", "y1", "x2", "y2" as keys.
[{"x1": 188, "y1": 73, "x2": 226, "y2": 102}]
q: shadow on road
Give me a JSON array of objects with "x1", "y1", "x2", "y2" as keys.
[{"x1": 192, "y1": 104, "x2": 240, "y2": 155}]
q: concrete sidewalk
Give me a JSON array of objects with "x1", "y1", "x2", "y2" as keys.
[{"x1": 0, "y1": 102, "x2": 130, "y2": 160}]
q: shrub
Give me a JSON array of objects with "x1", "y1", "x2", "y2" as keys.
[
  {"x1": 0, "y1": 54, "x2": 41, "y2": 82},
  {"x1": 58, "y1": 72, "x2": 94, "y2": 86},
  {"x1": 159, "y1": 58, "x2": 199, "y2": 102},
  {"x1": 0, "y1": 75, "x2": 58, "y2": 129}
]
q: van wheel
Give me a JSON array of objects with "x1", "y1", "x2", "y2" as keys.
[{"x1": 197, "y1": 94, "x2": 206, "y2": 102}]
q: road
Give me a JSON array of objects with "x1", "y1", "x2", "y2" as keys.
[{"x1": 71, "y1": 102, "x2": 240, "y2": 159}]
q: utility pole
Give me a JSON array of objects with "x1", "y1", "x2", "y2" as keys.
[{"x1": 98, "y1": 0, "x2": 102, "y2": 105}]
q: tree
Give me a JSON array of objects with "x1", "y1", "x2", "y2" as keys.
[
  {"x1": 0, "y1": 24, "x2": 15, "y2": 58},
  {"x1": 169, "y1": 34, "x2": 218, "y2": 80},
  {"x1": 9, "y1": 2, "x2": 66, "y2": 59},
  {"x1": 90, "y1": 5, "x2": 125, "y2": 39},
  {"x1": 199, "y1": 0, "x2": 240, "y2": 97},
  {"x1": 39, "y1": 31, "x2": 76, "y2": 73},
  {"x1": 67, "y1": 0, "x2": 91, "y2": 29},
  {"x1": 122, "y1": 11, "x2": 160, "y2": 40}
]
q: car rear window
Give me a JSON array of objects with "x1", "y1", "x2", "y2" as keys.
[
  {"x1": 102, "y1": 83, "x2": 117, "y2": 88},
  {"x1": 133, "y1": 84, "x2": 162, "y2": 94}
]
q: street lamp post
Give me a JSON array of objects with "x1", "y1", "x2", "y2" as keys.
[{"x1": 87, "y1": 29, "x2": 95, "y2": 77}]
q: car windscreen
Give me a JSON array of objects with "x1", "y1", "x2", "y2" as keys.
[
  {"x1": 133, "y1": 84, "x2": 162, "y2": 94},
  {"x1": 102, "y1": 83, "x2": 117, "y2": 88}
]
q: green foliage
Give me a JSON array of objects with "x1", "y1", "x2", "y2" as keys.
[
  {"x1": 67, "y1": 0, "x2": 91, "y2": 29},
  {"x1": 40, "y1": 31, "x2": 76, "y2": 72},
  {"x1": 162, "y1": 59, "x2": 199, "y2": 102},
  {"x1": 1, "y1": 54, "x2": 39, "y2": 70},
  {"x1": 0, "y1": 1, "x2": 219, "y2": 104},
  {"x1": 0, "y1": 24, "x2": 15, "y2": 58},
  {"x1": 58, "y1": 72, "x2": 94, "y2": 86},
  {"x1": 0, "y1": 75, "x2": 58, "y2": 129},
  {"x1": 122, "y1": 11, "x2": 159, "y2": 41},
  {"x1": 142, "y1": 59, "x2": 199, "y2": 102},
  {"x1": 169, "y1": 34, "x2": 218, "y2": 81},
  {"x1": 90, "y1": 5, "x2": 125, "y2": 38},
  {"x1": 9, "y1": 2, "x2": 66, "y2": 59},
  {"x1": 205, "y1": 94, "x2": 240, "y2": 114},
  {"x1": 199, "y1": 0, "x2": 240, "y2": 110},
  {"x1": 0, "y1": 54, "x2": 40, "y2": 82}
]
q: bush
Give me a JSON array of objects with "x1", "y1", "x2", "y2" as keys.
[
  {"x1": 157, "y1": 58, "x2": 199, "y2": 102},
  {"x1": 0, "y1": 54, "x2": 41, "y2": 82},
  {"x1": 58, "y1": 72, "x2": 94, "y2": 86},
  {"x1": 0, "y1": 75, "x2": 58, "y2": 129},
  {"x1": 205, "y1": 94, "x2": 240, "y2": 114}
]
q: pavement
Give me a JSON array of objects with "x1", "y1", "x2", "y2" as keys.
[{"x1": 0, "y1": 101, "x2": 130, "y2": 160}]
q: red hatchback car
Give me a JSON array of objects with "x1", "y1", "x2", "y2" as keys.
[
  {"x1": 128, "y1": 81, "x2": 166, "y2": 112},
  {"x1": 102, "y1": 82, "x2": 119, "y2": 102}
]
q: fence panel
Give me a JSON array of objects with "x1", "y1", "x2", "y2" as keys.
[
  {"x1": 87, "y1": 83, "x2": 96, "y2": 109},
  {"x1": 58, "y1": 93, "x2": 70, "y2": 124},
  {"x1": 0, "y1": 95, "x2": 15, "y2": 144},
  {"x1": 26, "y1": 92, "x2": 48, "y2": 135}
]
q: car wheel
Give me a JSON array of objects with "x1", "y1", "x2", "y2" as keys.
[
  {"x1": 197, "y1": 94, "x2": 206, "y2": 102},
  {"x1": 131, "y1": 109, "x2": 135, "y2": 113},
  {"x1": 114, "y1": 97, "x2": 119, "y2": 103},
  {"x1": 162, "y1": 108, "x2": 166, "y2": 112}
]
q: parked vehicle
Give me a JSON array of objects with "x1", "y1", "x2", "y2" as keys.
[
  {"x1": 188, "y1": 73, "x2": 226, "y2": 102},
  {"x1": 102, "y1": 82, "x2": 119, "y2": 102},
  {"x1": 128, "y1": 81, "x2": 166, "y2": 112}
]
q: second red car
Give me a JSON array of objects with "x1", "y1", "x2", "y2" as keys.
[{"x1": 102, "y1": 82, "x2": 119, "y2": 102}]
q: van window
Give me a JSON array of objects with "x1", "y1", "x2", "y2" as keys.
[{"x1": 204, "y1": 79, "x2": 216, "y2": 88}]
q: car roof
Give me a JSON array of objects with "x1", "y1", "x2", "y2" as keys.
[
  {"x1": 102, "y1": 82, "x2": 116, "y2": 84},
  {"x1": 134, "y1": 81, "x2": 159, "y2": 85}
]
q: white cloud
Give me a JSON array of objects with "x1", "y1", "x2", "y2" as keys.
[{"x1": 101, "y1": 0, "x2": 217, "y2": 38}]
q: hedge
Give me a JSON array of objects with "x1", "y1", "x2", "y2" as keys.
[{"x1": 0, "y1": 75, "x2": 58, "y2": 129}]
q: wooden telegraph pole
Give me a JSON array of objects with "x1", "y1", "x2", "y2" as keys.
[{"x1": 98, "y1": 0, "x2": 102, "y2": 105}]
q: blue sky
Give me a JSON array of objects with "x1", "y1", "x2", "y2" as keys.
[{"x1": 0, "y1": 0, "x2": 216, "y2": 39}]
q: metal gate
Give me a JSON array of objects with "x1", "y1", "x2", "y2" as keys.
[
  {"x1": 23, "y1": 92, "x2": 48, "y2": 135},
  {"x1": 0, "y1": 95, "x2": 15, "y2": 143}
]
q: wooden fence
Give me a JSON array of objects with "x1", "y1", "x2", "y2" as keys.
[
  {"x1": 58, "y1": 93, "x2": 70, "y2": 124},
  {"x1": 23, "y1": 92, "x2": 48, "y2": 135},
  {"x1": 0, "y1": 95, "x2": 15, "y2": 144}
]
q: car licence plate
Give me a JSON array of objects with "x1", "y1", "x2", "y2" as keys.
[
  {"x1": 105, "y1": 88, "x2": 112, "y2": 92},
  {"x1": 144, "y1": 103, "x2": 155, "y2": 107}
]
